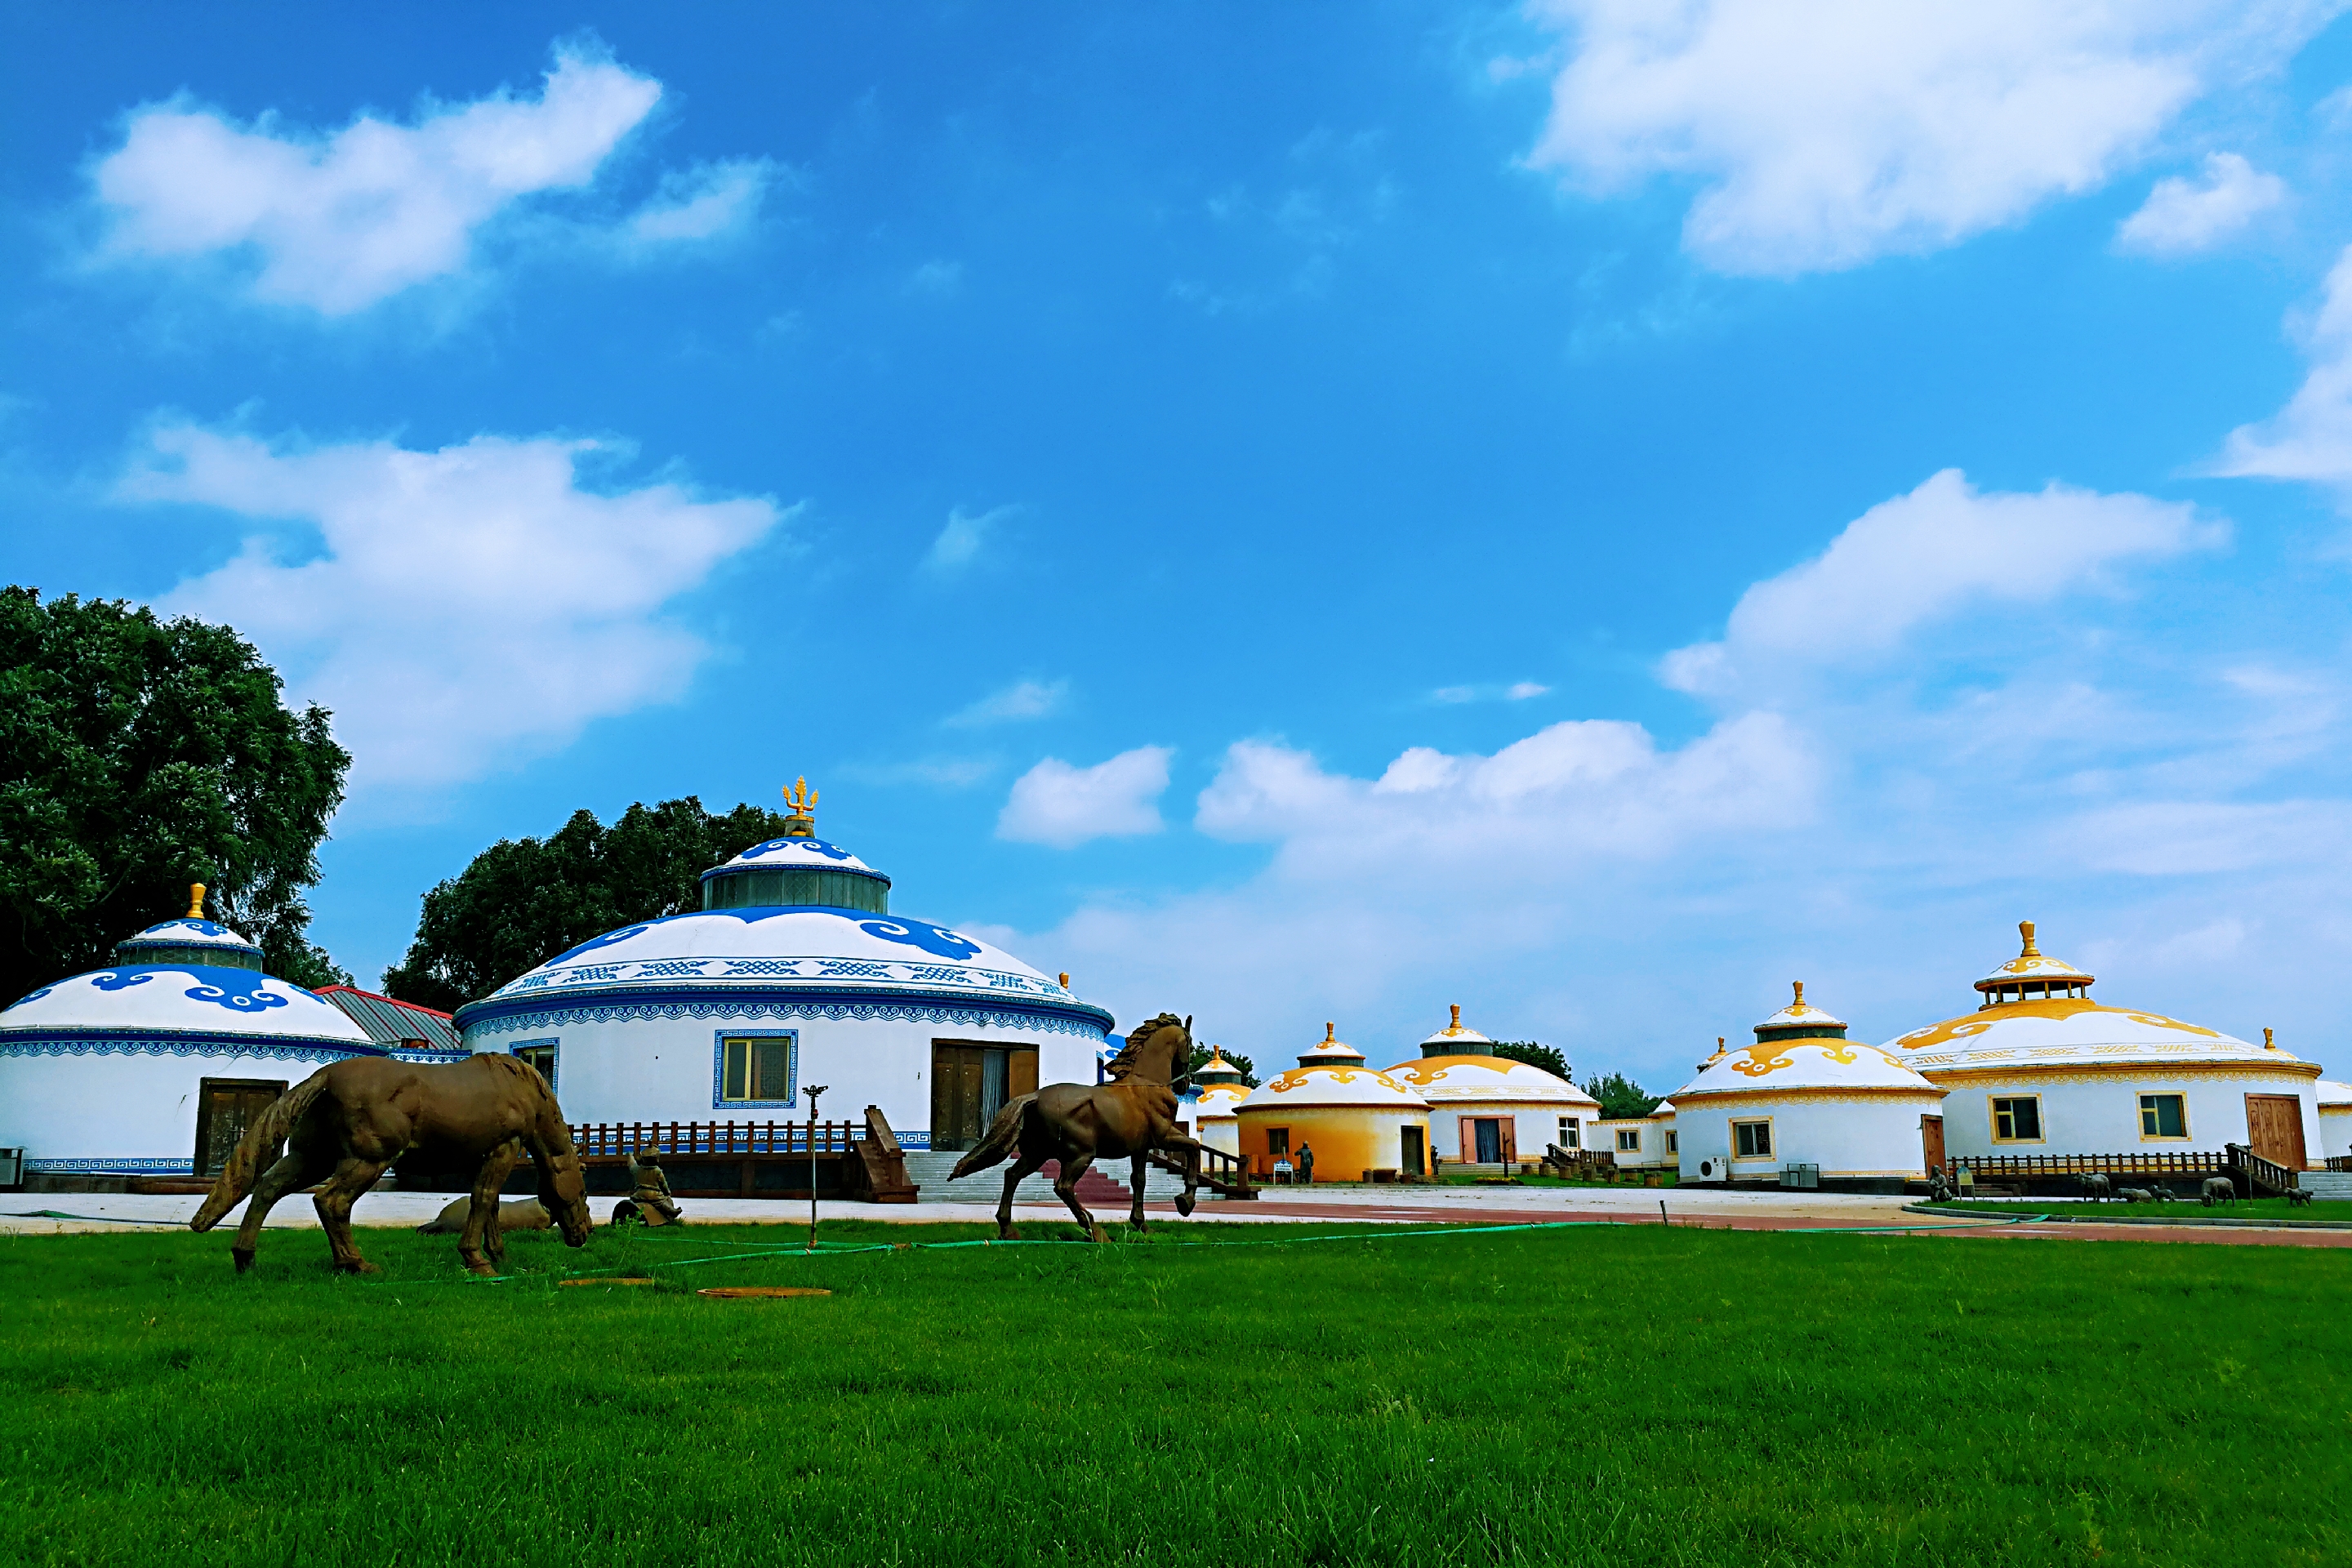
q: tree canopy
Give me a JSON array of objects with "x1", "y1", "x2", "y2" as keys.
[
  {"x1": 1, "y1": 586, "x2": 351, "y2": 1002},
  {"x1": 1582, "y1": 1071, "x2": 1661, "y2": 1120},
  {"x1": 382, "y1": 797, "x2": 800, "y2": 1012},
  {"x1": 1490, "y1": 1040, "x2": 1571, "y2": 1080}
]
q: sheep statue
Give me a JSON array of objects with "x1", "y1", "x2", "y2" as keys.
[
  {"x1": 2201, "y1": 1176, "x2": 2239, "y2": 1207},
  {"x1": 2078, "y1": 1172, "x2": 2114, "y2": 1202}
]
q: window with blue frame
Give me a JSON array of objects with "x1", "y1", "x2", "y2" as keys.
[
  {"x1": 715, "y1": 1031, "x2": 798, "y2": 1107},
  {"x1": 511, "y1": 1039, "x2": 558, "y2": 1089}
]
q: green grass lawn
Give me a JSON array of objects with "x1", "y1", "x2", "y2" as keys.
[
  {"x1": 7, "y1": 1217, "x2": 2350, "y2": 1567},
  {"x1": 1931, "y1": 1196, "x2": 2352, "y2": 1222}
]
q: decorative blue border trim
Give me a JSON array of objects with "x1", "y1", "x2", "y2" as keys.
[
  {"x1": 390, "y1": 1046, "x2": 470, "y2": 1064},
  {"x1": 0, "y1": 1035, "x2": 382, "y2": 1063},
  {"x1": 899, "y1": 1129, "x2": 932, "y2": 1151},
  {"x1": 509, "y1": 1036, "x2": 558, "y2": 1090},
  {"x1": 712, "y1": 1028, "x2": 797, "y2": 1109},
  {"x1": 461, "y1": 987, "x2": 1111, "y2": 1042},
  {"x1": 26, "y1": 1156, "x2": 194, "y2": 1174}
]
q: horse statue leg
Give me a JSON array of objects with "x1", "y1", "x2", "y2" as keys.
[
  {"x1": 312, "y1": 1155, "x2": 392, "y2": 1274},
  {"x1": 1051, "y1": 1151, "x2": 1107, "y2": 1243},
  {"x1": 1129, "y1": 1152, "x2": 1151, "y2": 1233},
  {"x1": 458, "y1": 1138, "x2": 525, "y2": 1277},
  {"x1": 993, "y1": 1151, "x2": 1049, "y2": 1241},
  {"x1": 229, "y1": 1146, "x2": 333, "y2": 1273}
]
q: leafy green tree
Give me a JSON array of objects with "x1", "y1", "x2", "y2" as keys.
[
  {"x1": 1186, "y1": 1044, "x2": 1259, "y2": 1088},
  {"x1": 0, "y1": 587, "x2": 352, "y2": 1002},
  {"x1": 1491, "y1": 1040, "x2": 1571, "y2": 1080},
  {"x1": 1583, "y1": 1071, "x2": 1660, "y2": 1120},
  {"x1": 382, "y1": 797, "x2": 798, "y2": 1011}
]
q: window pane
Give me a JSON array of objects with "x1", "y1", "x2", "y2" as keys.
[
  {"x1": 2016, "y1": 1100, "x2": 2040, "y2": 1139},
  {"x1": 1267, "y1": 1129, "x2": 1289, "y2": 1156},
  {"x1": 2140, "y1": 1099, "x2": 2158, "y2": 1136},
  {"x1": 722, "y1": 1040, "x2": 748, "y2": 1101},
  {"x1": 752, "y1": 1039, "x2": 790, "y2": 1100}
]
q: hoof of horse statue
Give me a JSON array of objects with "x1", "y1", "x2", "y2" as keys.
[
  {"x1": 231, "y1": 1247, "x2": 256, "y2": 1275},
  {"x1": 1089, "y1": 1223, "x2": 1109, "y2": 1244},
  {"x1": 336, "y1": 1258, "x2": 382, "y2": 1276},
  {"x1": 995, "y1": 1221, "x2": 1018, "y2": 1241},
  {"x1": 461, "y1": 1258, "x2": 496, "y2": 1277},
  {"x1": 1175, "y1": 1192, "x2": 1196, "y2": 1218}
]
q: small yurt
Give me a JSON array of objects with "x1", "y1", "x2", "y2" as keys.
[
  {"x1": 2319, "y1": 1081, "x2": 2352, "y2": 1162},
  {"x1": 1237, "y1": 1023, "x2": 1432, "y2": 1181},
  {"x1": 1382, "y1": 1005, "x2": 1597, "y2": 1166},
  {"x1": 1886, "y1": 922, "x2": 2322, "y2": 1171},
  {"x1": 1673, "y1": 983, "x2": 1945, "y2": 1192},
  {"x1": 1187, "y1": 1045, "x2": 1250, "y2": 1156},
  {"x1": 0, "y1": 885, "x2": 380, "y2": 1180}
]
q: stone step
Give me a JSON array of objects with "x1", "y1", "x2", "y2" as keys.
[{"x1": 2297, "y1": 1171, "x2": 2352, "y2": 1200}]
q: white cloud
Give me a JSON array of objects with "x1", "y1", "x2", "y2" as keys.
[
  {"x1": 86, "y1": 42, "x2": 763, "y2": 314},
  {"x1": 947, "y1": 679, "x2": 1068, "y2": 728},
  {"x1": 624, "y1": 158, "x2": 773, "y2": 247},
  {"x1": 1660, "y1": 469, "x2": 2223, "y2": 696},
  {"x1": 906, "y1": 260, "x2": 964, "y2": 296},
  {"x1": 998, "y1": 746, "x2": 1174, "y2": 849},
  {"x1": 1432, "y1": 685, "x2": 1477, "y2": 704},
  {"x1": 1523, "y1": 0, "x2": 2332, "y2": 275},
  {"x1": 1508, "y1": 681, "x2": 1551, "y2": 700},
  {"x1": 2215, "y1": 245, "x2": 2352, "y2": 494},
  {"x1": 2117, "y1": 152, "x2": 2284, "y2": 254},
  {"x1": 921, "y1": 505, "x2": 1013, "y2": 577},
  {"x1": 127, "y1": 421, "x2": 782, "y2": 790}
]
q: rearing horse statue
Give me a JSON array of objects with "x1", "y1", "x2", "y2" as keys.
[{"x1": 950, "y1": 1013, "x2": 1203, "y2": 1240}]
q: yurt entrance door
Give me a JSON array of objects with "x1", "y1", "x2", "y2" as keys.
[
  {"x1": 1464, "y1": 1117, "x2": 1512, "y2": 1165},
  {"x1": 194, "y1": 1077, "x2": 287, "y2": 1178},
  {"x1": 2245, "y1": 1094, "x2": 2307, "y2": 1171},
  {"x1": 930, "y1": 1042, "x2": 1039, "y2": 1150},
  {"x1": 1919, "y1": 1114, "x2": 1945, "y2": 1175}
]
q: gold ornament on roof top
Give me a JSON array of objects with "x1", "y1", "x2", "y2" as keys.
[
  {"x1": 2019, "y1": 920, "x2": 2041, "y2": 957},
  {"x1": 186, "y1": 883, "x2": 207, "y2": 920},
  {"x1": 781, "y1": 777, "x2": 819, "y2": 837},
  {"x1": 1792, "y1": 981, "x2": 1805, "y2": 1008},
  {"x1": 2265, "y1": 1027, "x2": 2278, "y2": 1050}
]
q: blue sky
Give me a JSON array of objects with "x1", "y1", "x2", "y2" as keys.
[{"x1": 11, "y1": 2, "x2": 2352, "y2": 1089}]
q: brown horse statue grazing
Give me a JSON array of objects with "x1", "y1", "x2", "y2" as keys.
[
  {"x1": 190, "y1": 1054, "x2": 593, "y2": 1276},
  {"x1": 949, "y1": 1012, "x2": 1203, "y2": 1241}
]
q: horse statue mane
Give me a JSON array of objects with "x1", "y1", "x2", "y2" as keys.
[{"x1": 1105, "y1": 1013, "x2": 1192, "y2": 1085}]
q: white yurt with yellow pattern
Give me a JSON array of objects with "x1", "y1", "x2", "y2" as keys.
[
  {"x1": 1673, "y1": 984, "x2": 1944, "y2": 1190},
  {"x1": 1381, "y1": 1005, "x2": 1597, "y2": 1165},
  {"x1": 1236, "y1": 1024, "x2": 1432, "y2": 1180},
  {"x1": 1886, "y1": 923, "x2": 2322, "y2": 1171},
  {"x1": 1186, "y1": 1045, "x2": 1250, "y2": 1156}
]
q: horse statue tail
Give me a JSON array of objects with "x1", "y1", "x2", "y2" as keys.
[
  {"x1": 189, "y1": 1070, "x2": 332, "y2": 1232},
  {"x1": 948, "y1": 1094, "x2": 1036, "y2": 1181}
]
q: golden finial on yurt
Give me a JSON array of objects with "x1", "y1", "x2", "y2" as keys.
[
  {"x1": 1449, "y1": 1003, "x2": 1462, "y2": 1033},
  {"x1": 1325, "y1": 1022, "x2": 1336, "y2": 1043},
  {"x1": 1792, "y1": 981, "x2": 1805, "y2": 1007},
  {"x1": 186, "y1": 883, "x2": 207, "y2": 920},
  {"x1": 2265, "y1": 1027, "x2": 2278, "y2": 1050},
  {"x1": 781, "y1": 777, "x2": 819, "y2": 836},
  {"x1": 1058, "y1": 972, "x2": 1071, "y2": 989},
  {"x1": 2019, "y1": 920, "x2": 2040, "y2": 957}
]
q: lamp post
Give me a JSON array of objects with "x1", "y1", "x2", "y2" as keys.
[{"x1": 803, "y1": 1083, "x2": 829, "y2": 1252}]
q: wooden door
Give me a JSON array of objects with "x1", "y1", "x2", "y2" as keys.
[
  {"x1": 194, "y1": 1078, "x2": 287, "y2": 1178},
  {"x1": 1457, "y1": 1116, "x2": 1478, "y2": 1163},
  {"x1": 1401, "y1": 1126, "x2": 1424, "y2": 1176},
  {"x1": 1919, "y1": 1114, "x2": 1945, "y2": 1176},
  {"x1": 2246, "y1": 1094, "x2": 2307, "y2": 1169},
  {"x1": 1009, "y1": 1047, "x2": 1038, "y2": 1098},
  {"x1": 931, "y1": 1045, "x2": 982, "y2": 1151}
]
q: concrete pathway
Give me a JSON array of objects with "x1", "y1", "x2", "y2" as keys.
[{"x1": 5, "y1": 1183, "x2": 2344, "y2": 1245}]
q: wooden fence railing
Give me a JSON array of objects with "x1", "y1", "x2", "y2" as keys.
[
  {"x1": 1944, "y1": 1145, "x2": 2305, "y2": 1196},
  {"x1": 1145, "y1": 1142, "x2": 1257, "y2": 1200},
  {"x1": 1541, "y1": 1144, "x2": 1619, "y2": 1178},
  {"x1": 571, "y1": 1120, "x2": 865, "y2": 1158}
]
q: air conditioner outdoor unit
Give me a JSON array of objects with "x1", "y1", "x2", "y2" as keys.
[{"x1": 1780, "y1": 1163, "x2": 1820, "y2": 1189}]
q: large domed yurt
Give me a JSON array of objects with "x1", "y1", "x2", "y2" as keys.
[
  {"x1": 1236, "y1": 1024, "x2": 1432, "y2": 1181},
  {"x1": 1185, "y1": 1045, "x2": 1250, "y2": 1156},
  {"x1": 0, "y1": 885, "x2": 380, "y2": 1180},
  {"x1": 454, "y1": 789, "x2": 1112, "y2": 1152},
  {"x1": 1381, "y1": 1005, "x2": 1597, "y2": 1166},
  {"x1": 1672, "y1": 983, "x2": 1945, "y2": 1192},
  {"x1": 1886, "y1": 922, "x2": 2322, "y2": 1172}
]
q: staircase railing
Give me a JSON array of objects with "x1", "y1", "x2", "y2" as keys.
[
  {"x1": 1146, "y1": 1143, "x2": 1257, "y2": 1200},
  {"x1": 2227, "y1": 1142, "x2": 2301, "y2": 1197}
]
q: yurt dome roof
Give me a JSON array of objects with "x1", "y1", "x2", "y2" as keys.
[
  {"x1": 1887, "y1": 922, "x2": 2309, "y2": 1078},
  {"x1": 1973, "y1": 920, "x2": 2092, "y2": 995},
  {"x1": 1, "y1": 881, "x2": 372, "y2": 1049},
  {"x1": 1418, "y1": 1004, "x2": 1493, "y2": 1054},
  {"x1": 1241, "y1": 1023, "x2": 1428, "y2": 1112},
  {"x1": 2318, "y1": 1080, "x2": 2352, "y2": 1109},
  {"x1": 701, "y1": 835, "x2": 889, "y2": 886},
  {"x1": 1383, "y1": 1054, "x2": 1597, "y2": 1107},
  {"x1": 1673, "y1": 983, "x2": 1939, "y2": 1102}
]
